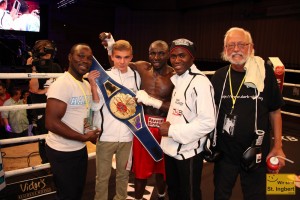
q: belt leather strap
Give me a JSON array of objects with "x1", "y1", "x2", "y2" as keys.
[{"x1": 90, "y1": 57, "x2": 163, "y2": 161}]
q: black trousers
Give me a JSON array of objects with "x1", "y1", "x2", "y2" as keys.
[
  {"x1": 165, "y1": 153, "x2": 203, "y2": 200},
  {"x1": 214, "y1": 157, "x2": 267, "y2": 200},
  {"x1": 35, "y1": 116, "x2": 48, "y2": 164},
  {"x1": 46, "y1": 144, "x2": 88, "y2": 200}
]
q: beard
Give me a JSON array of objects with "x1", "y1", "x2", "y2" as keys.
[{"x1": 224, "y1": 48, "x2": 251, "y2": 66}]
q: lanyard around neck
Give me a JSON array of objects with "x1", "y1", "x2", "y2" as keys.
[
  {"x1": 67, "y1": 72, "x2": 89, "y2": 109},
  {"x1": 228, "y1": 66, "x2": 245, "y2": 113}
]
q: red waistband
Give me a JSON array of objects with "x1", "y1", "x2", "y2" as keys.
[{"x1": 144, "y1": 115, "x2": 166, "y2": 128}]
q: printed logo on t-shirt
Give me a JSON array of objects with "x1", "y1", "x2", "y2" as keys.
[{"x1": 69, "y1": 95, "x2": 90, "y2": 106}]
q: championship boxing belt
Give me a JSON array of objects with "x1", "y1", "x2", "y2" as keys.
[{"x1": 90, "y1": 57, "x2": 163, "y2": 162}]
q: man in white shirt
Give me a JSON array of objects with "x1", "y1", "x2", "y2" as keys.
[{"x1": 89, "y1": 40, "x2": 141, "y2": 200}]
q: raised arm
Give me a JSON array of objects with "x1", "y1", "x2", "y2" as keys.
[{"x1": 99, "y1": 32, "x2": 115, "y2": 67}]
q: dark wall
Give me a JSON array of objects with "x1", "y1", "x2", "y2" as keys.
[
  {"x1": 108, "y1": 1, "x2": 300, "y2": 69},
  {"x1": 47, "y1": 1, "x2": 116, "y2": 69},
  {"x1": 1, "y1": 0, "x2": 300, "y2": 70}
]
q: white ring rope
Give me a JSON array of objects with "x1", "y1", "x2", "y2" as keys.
[
  {"x1": 285, "y1": 69, "x2": 300, "y2": 73},
  {"x1": 0, "y1": 73, "x2": 63, "y2": 79},
  {"x1": 0, "y1": 72, "x2": 89, "y2": 79},
  {"x1": 281, "y1": 111, "x2": 300, "y2": 117},
  {"x1": 283, "y1": 83, "x2": 300, "y2": 87},
  {"x1": 0, "y1": 134, "x2": 46, "y2": 146},
  {"x1": 0, "y1": 103, "x2": 46, "y2": 112},
  {"x1": 283, "y1": 97, "x2": 300, "y2": 104}
]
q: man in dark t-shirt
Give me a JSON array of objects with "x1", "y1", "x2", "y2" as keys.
[
  {"x1": 27, "y1": 40, "x2": 63, "y2": 164},
  {"x1": 211, "y1": 27, "x2": 286, "y2": 200}
]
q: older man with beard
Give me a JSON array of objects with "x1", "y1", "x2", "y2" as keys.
[{"x1": 211, "y1": 27, "x2": 286, "y2": 200}]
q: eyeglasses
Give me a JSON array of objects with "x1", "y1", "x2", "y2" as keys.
[{"x1": 225, "y1": 43, "x2": 250, "y2": 50}]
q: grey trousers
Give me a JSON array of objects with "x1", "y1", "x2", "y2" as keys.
[{"x1": 94, "y1": 141, "x2": 132, "y2": 200}]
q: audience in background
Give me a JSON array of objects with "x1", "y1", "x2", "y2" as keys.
[
  {"x1": 0, "y1": 82, "x2": 10, "y2": 140},
  {"x1": 2, "y1": 86, "x2": 29, "y2": 138}
]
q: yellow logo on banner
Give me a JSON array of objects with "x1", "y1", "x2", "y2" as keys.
[{"x1": 266, "y1": 174, "x2": 296, "y2": 195}]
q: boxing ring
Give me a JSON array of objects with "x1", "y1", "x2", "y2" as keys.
[{"x1": 0, "y1": 67, "x2": 299, "y2": 199}]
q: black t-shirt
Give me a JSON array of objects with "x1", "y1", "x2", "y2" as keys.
[
  {"x1": 30, "y1": 62, "x2": 63, "y2": 115},
  {"x1": 211, "y1": 63, "x2": 284, "y2": 164}
]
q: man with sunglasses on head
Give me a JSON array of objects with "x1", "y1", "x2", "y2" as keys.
[
  {"x1": 27, "y1": 40, "x2": 62, "y2": 164},
  {"x1": 211, "y1": 27, "x2": 285, "y2": 200}
]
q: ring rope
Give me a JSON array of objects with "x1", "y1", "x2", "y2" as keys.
[
  {"x1": 0, "y1": 73, "x2": 63, "y2": 79},
  {"x1": 0, "y1": 72, "x2": 90, "y2": 79},
  {"x1": 281, "y1": 111, "x2": 300, "y2": 117},
  {"x1": 283, "y1": 83, "x2": 300, "y2": 87},
  {"x1": 283, "y1": 97, "x2": 300, "y2": 104},
  {"x1": 0, "y1": 103, "x2": 46, "y2": 112},
  {"x1": 285, "y1": 69, "x2": 300, "y2": 73},
  {"x1": 0, "y1": 134, "x2": 46, "y2": 146}
]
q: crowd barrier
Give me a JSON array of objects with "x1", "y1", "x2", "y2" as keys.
[{"x1": 0, "y1": 68, "x2": 299, "y2": 199}]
